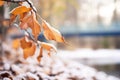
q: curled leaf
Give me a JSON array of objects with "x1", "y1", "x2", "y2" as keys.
[
  {"x1": 42, "y1": 20, "x2": 65, "y2": 43},
  {"x1": 10, "y1": 14, "x2": 17, "y2": 24},
  {"x1": 20, "y1": 36, "x2": 36, "y2": 59},
  {"x1": 41, "y1": 42, "x2": 57, "y2": 52},
  {"x1": 20, "y1": 14, "x2": 32, "y2": 29},
  {"x1": 20, "y1": 12, "x2": 41, "y2": 39},
  {"x1": 37, "y1": 42, "x2": 57, "y2": 62},
  {"x1": 10, "y1": 6, "x2": 31, "y2": 24},
  {"x1": 28, "y1": 12, "x2": 41, "y2": 39},
  {"x1": 10, "y1": 6, "x2": 32, "y2": 16},
  {"x1": 23, "y1": 43, "x2": 36, "y2": 59},
  {"x1": 19, "y1": 12, "x2": 28, "y2": 20},
  {"x1": 20, "y1": 36, "x2": 32, "y2": 49}
]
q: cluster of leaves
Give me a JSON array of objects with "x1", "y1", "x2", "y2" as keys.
[{"x1": 0, "y1": 0, "x2": 65, "y2": 62}]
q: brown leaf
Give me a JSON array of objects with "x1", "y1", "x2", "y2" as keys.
[
  {"x1": 37, "y1": 42, "x2": 56, "y2": 62},
  {"x1": 10, "y1": 6, "x2": 31, "y2": 24},
  {"x1": 20, "y1": 12, "x2": 41, "y2": 39},
  {"x1": 23, "y1": 43, "x2": 36, "y2": 59},
  {"x1": 20, "y1": 14, "x2": 31, "y2": 29},
  {"x1": 12, "y1": 39, "x2": 20, "y2": 49},
  {"x1": 0, "y1": 1, "x2": 4, "y2": 6},
  {"x1": 37, "y1": 47, "x2": 43, "y2": 62},
  {"x1": 19, "y1": 12, "x2": 28, "y2": 20},
  {"x1": 42, "y1": 20, "x2": 65, "y2": 43},
  {"x1": 41, "y1": 42, "x2": 57, "y2": 51},
  {"x1": 10, "y1": 14, "x2": 17, "y2": 24},
  {"x1": 28, "y1": 12, "x2": 41, "y2": 39},
  {"x1": 20, "y1": 36, "x2": 32, "y2": 49},
  {"x1": 41, "y1": 42, "x2": 57, "y2": 56},
  {"x1": 10, "y1": 6, "x2": 32, "y2": 16},
  {"x1": 20, "y1": 36, "x2": 36, "y2": 59}
]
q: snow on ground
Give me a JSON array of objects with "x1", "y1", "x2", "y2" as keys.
[
  {"x1": 57, "y1": 49, "x2": 120, "y2": 65},
  {"x1": 2, "y1": 42, "x2": 120, "y2": 80}
]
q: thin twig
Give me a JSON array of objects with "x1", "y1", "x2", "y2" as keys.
[
  {"x1": 1, "y1": 0, "x2": 26, "y2": 3},
  {"x1": 26, "y1": 0, "x2": 37, "y2": 13},
  {"x1": 37, "y1": 13, "x2": 43, "y2": 21},
  {"x1": 24, "y1": 29, "x2": 38, "y2": 43}
]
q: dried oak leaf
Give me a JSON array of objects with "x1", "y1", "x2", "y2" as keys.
[
  {"x1": 37, "y1": 42, "x2": 57, "y2": 62},
  {"x1": 10, "y1": 6, "x2": 32, "y2": 24},
  {"x1": 42, "y1": 20, "x2": 65, "y2": 43},
  {"x1": 28, "y1": 12, "x2": 41, "y2": 39},
  {"x1": 19, "y1": 12, "x2": 28, "y2": 20},
  {"x1": 10, "y1": 6, "x2": 32, "y2": 16},
  {"x1": 20, "y1": 12, "x2": 41, "y2": 39},
  {"x1": 41, "y1": 42, "x2": 57, "y2": 52},
  {"x1": 10, "y1": 14, "x2": 17, "y2": 24},
  {"x1": 20, "y1": 36, "x2": 36, "y2": 59},
  {"x1": 20, "y1": 14, "x2": 32, "y2": 29},
  {"x1": 23, "y1": 43, "x2": 36, "y2": 59}
]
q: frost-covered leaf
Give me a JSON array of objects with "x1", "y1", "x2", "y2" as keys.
[
  {"x1": 10, "y1": 6, "x2": 32, "y2": 16},
  {"x1": 23, "y1": 43, "x2": 36, "y2": 59},
  {"x1": 20, "y1": 36, "x2": 36, "y2": 59},
  {"x1": 42, "y1": 20, "x2": 65, "y2": 43},
  {"x1": 10, "y1": 6, "x2": 32, "y2": 24},
  {"x1": 28, "y1": 12, "x2": 41, "y2": 39},
  {"x1": 37, "y1": 42, "x2": 57, "y2": 62},
  {"x1": 10, "y1": 14, "x2": 17, "y2": 24},
  {"x1": 20, "y1": 36, "x2": 32, "y2": 49},
  {"x1": 20, "y1": 12, "x2": 41, "y2": 39}
]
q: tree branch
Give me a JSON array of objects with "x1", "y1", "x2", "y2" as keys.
[
  {"x1": 1, "y1": 0, "x2": 26, "y2": 3},
  {"x1": 24, "y1": 29, "x2": 38, "y2": 43},
  {"x1": 26, "y1": 0, "x2": 37, "y2": 13}
]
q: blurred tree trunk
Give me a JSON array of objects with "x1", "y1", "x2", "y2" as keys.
[
  {"x1": 0, "y1": 4, "x2": 9, "y2": 55},
  {"x1": 0, "y1": 6, "x2": 4, "y2": 55}
]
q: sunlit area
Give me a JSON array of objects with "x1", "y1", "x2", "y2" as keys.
[{"x1": 0, "y1": 0, "x2": 120, "y2": 80}]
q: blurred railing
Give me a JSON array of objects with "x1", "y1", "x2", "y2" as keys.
[{"x1": 59, "y1": 21, "x2": 120, "y2": 37}]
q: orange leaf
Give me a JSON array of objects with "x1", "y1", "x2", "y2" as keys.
[
  {"x1": 20, "y1": 36, "x2": 32, "y2": 49},
  {"x1": 12, "y1": 39, "x2": 20, "y2": 49},
  {"x1": 10, "y1": 14, "x2": 17, "y2": 24},
  {"x1": 10, "y1": 6, "x2": 32, "y2": 16},
  {"x1": 10, "y1": 6, "x2": 31, "y2": 24},
  {"x1": 41, "y1": 42, "x2": 56, "y2": 51},
  {"x1": 28, "y1": 12, "x2": 41, "y2": 39},
  {"x1": 42, "y1": 20, "x2": 65, "y2": 43},
  {"x1": 41, "y1": 42, "x2": 57, "y2": 56},
  {"x1": 0, "y1": 1, "x2": 4, "y2": 6},
  {"x1": 37, "y1": 42, "x2": 57, "y2": 62},
  {"x1": 19, "y1": 12, "x2": 27, "y2": 20},
  {"x1": 37, "y1": 47, "x2": 43, "y2": 62},
  {"x1": 20, "y1": 14, "x2": 31, "y2": 29},
  {"x1": 23, "y1": 43, "x2": 36, "y2": 59},
  {"x1": 20, "y1": 36, "x2": 36, "y2": 59},
  {"x1": 20, "y1": 12, "x2": 41, "y2": 39}
]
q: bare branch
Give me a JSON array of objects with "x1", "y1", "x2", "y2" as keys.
[
  {"x1": 1, "y1": 0, "x2": 26, "y2": 3},
  {"x1": 26, "y1": 0, "x2": 37, "y2": 13}
]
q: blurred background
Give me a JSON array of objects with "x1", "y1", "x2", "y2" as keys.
[{"x1": 0, "y1": 0, "x2": 120, "y2": 78}]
